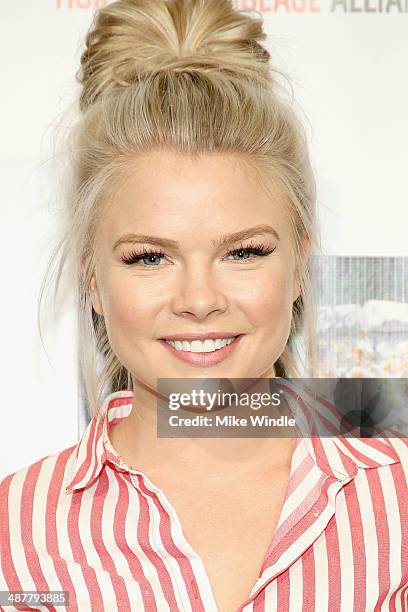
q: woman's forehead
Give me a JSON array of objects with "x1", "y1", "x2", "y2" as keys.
[
  {"x1": 101, "y1": 152, "x2": 290, "y2": 233},
  {"x1": 115, "y1": 150, "x2": 281, "y2": 200}
]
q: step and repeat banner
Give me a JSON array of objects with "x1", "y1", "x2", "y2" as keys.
[{"x1": 1, "y1": 1, "x2": 407, "y2": 477}]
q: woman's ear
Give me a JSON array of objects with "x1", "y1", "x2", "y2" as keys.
[
  {"x1": 292, "y1": 235, "x2": 311, "y2": 303},
  {"x1": 80, "y1": 254, "x2": 104, "y2": 316},
  {"x1": 89, "y1": 276, "x2": 104, "y2": 316},
  {"x1": 292, "y1": 268, "x2": 301, "y2": 304}
]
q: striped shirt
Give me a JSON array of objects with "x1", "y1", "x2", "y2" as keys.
[{"x1": 0, "y1": 384, "x2": 407, "y2": 611}]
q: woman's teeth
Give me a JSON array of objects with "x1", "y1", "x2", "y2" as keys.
[{"x1": 164, "y1": 337, "x2": 237, "y2": 353}]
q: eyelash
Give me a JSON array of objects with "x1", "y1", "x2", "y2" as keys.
[{"x1": 120, "y1": 241, "x2": 276, "y2": 266}]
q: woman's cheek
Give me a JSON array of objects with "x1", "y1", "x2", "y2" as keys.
[
  {"x1": 100, "y1": 277, "x2": 148, "y2": 349},
  {"x1": 247, "y1": 268, "x2": 292, "y2": 322}
]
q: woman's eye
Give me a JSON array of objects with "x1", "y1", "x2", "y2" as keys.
[
  {"x1": 225, "y1": 244, "x2": 276, "y2": 261},
  {"x1": 227, "y1": 248, "x2": 255, "y2": 261},
  {"x1": 121, "y1": 249, "x2": 166, "y2": 266},
  {"x1": 120, "y1": 243, "x2": 276, "y2": 266},
  {"x1": 141, "y1": 254, "x2": 162, "y2": 265}
]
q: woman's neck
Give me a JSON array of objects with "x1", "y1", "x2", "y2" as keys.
[{"x1": 109, "y1": 378, "x2": 296, "y2": 482}]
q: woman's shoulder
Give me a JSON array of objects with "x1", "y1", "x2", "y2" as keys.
[
  {"x1": 0, "y1": 443, "x2": 79, "y2": 518},
  {"x1": 382, "y1": 435, "x2": 408, "y2": 468},
  {"x1": 355, "y1": 435, "x2": 408, "y2": 477},
  {"x1": 0, "y1": 444, "x2": 83, "y2": 594}
]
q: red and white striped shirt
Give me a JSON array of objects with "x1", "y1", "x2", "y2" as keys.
[{"x1": 0, "y1": 386, "x2": 407, "y2": 611}]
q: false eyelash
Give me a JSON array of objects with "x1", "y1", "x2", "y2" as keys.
[
  {"x1": 120, "y1": 241, "x2": 276, "y2": 266},
  {"x1": 120, "y1": 246, "x2": 166, "y2": 266},
  {"x1": 227, "y1": 241, "x2": 276, "y2": 259}
]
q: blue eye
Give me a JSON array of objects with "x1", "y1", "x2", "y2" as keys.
[
  {"x1": 121, "y1": 248, "x2": 166, "y2": 266},
  {"x1": 120, "y1": 241, "x2": 276, "y2": 266},
  {"x1": 226, "y1": 243, "x2": 276, "y2": 261}
]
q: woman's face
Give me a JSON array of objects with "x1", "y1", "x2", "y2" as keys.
[{"x1": 90, "y1": 150, "x2": 302, "y2": 388}]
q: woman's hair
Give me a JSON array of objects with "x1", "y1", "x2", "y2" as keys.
[{"x1": 39, "y1": 0, "x2": 320, "y2": 418}]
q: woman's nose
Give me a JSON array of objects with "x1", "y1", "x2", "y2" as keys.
[{"x1": 169, "y1": 265, "x2": 228, "y2": 319}]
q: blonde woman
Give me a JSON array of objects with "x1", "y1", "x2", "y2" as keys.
[{"x1": 1, "y1": 1, "x2": 407, "y2": 611}]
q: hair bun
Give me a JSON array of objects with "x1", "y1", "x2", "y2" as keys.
[{"x1": 77, "y1": 0, "x2": 271, "y2": 112}]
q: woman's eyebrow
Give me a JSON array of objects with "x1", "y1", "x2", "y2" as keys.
[{"x1": 112, "y1": 224, "x2": 280, "y2": 251}]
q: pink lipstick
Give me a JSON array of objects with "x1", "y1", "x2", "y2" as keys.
[{"x1": 158, "y1": 334, "x2": 244, "y2": 367}]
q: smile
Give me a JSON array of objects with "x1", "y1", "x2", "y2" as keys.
[
  {"x1": 165, "y1": 336, "x2": 236, "y2": 352},
  {"x1": 158, "y1": 334, "x2": 243, "y2": 366}
]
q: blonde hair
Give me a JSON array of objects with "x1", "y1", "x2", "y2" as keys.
[{"x1": 39, "y1": 0, "x2": 321, "y2": 417}]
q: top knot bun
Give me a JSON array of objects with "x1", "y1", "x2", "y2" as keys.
[{"x1": 77, "y1": 0, "x2": 271, "y2": 112}]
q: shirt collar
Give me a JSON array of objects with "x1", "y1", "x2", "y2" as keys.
[
  {"x1": 66, "y1": 382, "x2": 401, "y2": 492},
  {"x1": 66, "y1": 390, "x2": 134, "y2": 492},
  {"x1": 278, "y1": 379, "x2": 401, "y2": 481}
]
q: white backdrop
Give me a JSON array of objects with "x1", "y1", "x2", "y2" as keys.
[{"x1": 1, "y1": 0, "x2": 407, "y2": 479}]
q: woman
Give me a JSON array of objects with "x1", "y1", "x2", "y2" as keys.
[{"x1": 1, "y1": 0, "x2": 407, "y2": 610}]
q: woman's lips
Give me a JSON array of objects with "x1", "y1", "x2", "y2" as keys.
[{"x1": 158, "y1": 334, "x2": 244, "y2": 366}]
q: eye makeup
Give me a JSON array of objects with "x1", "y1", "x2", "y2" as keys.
[{"x1": 120, "y1": 240, "x2": 276, "y2": 266}]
